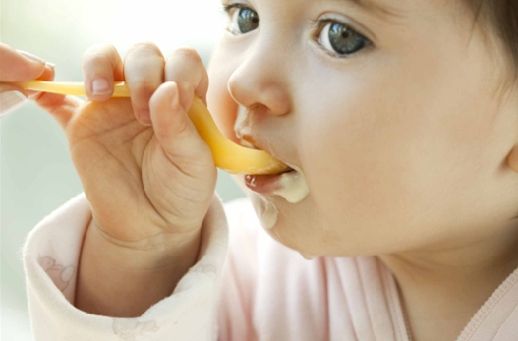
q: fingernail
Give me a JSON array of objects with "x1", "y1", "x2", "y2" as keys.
[
  {"x1": 0, "y1": 90, "x2": 27, "y2": 117},
  {"x1": 45, "y1": 62, "x2": 56, "y2": 72},
  {"x1": 16, "y1": 49, "x2": 46, "y2": 65},
  {"x1": 91, "y1": 78, "x2": 111, "y2": 96}
]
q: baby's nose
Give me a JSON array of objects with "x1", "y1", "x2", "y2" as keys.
[{"x1": 227, "y1": 51, "x2": 291, "y2": 117}]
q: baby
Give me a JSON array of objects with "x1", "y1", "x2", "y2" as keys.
[{"x1": 22, "y1": 0, "x2": 518, "y2": 340}]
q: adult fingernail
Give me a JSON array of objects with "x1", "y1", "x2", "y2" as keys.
[
  {"x1": 0, "y1": 90, "x2": 27, "y2": 117},
  {"x1": 16, "y1": 49, "x2": 46, "y2": 65},
  {"x1": 45, "y1": 62, "x2": 56, "y2": 72},
  {"x1": 91, "y1": 78, "x2": 111, "y2": 96}
]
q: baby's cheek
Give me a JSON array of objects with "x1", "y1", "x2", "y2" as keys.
[
  {"x1": 207, "y1": 89, "x2": 238, "y2": 141},
  {"x1": 206, "y1": 51, "x2": 239, "y2": 141},
  {"x1": 299, "y1": 124, "x2": 408, "y2": 240}
]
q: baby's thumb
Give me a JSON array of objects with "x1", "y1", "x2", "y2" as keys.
[{"x1": 149, "y1": 81, "x2": 213, "y2": 163}]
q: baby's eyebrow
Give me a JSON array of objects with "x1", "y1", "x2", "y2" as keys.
[{"x1": 339, "y1": 0, "x2": 401, "y2": 18}]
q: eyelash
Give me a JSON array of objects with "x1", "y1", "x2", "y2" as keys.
[
  {"x1": 221, "y1": 3, "x2": 373, "y2": 58},
  {"x1": 222, "y1": 3, "x2": 244, "y2": 15},
  {"x1": 310, "y1": 18, "x2": 372, "y2": 58},
  {"x1": 221, "y1": 3, "x2": 250, "y2": 35}
]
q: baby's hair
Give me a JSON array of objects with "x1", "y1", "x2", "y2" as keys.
[{"x1": 466, "y1": 0, "x2": 518, "y2": 82}]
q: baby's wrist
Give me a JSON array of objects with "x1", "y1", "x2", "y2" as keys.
[
  {"x1": 76, "y1": 219, "x2": 201, "y2": 316},
  {"x1": 86, "y1": 219, "x2": 202, "y2": 271}
]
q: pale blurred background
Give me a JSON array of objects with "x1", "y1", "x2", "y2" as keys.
[{"x1": 0, "y1": 0, "x2": 245, "y2": 338}]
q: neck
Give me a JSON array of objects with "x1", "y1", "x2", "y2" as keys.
[{"x1": 379, "y1": 218, "x2": 518, "y2": 341}]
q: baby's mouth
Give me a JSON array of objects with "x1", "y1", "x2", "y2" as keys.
[
  {"x1": 243, "y1": 167, "x2": 308, "y2": 204},
  {"x1": 236, "y1": 134, "x2": 308, "y2": 203},
  {"x1": 234, "y1": 106, "x2": 297, "y2": 175}
]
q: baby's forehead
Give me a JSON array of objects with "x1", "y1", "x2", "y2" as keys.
[
  {"x1": 225, "y1": 0, "x2": 471, "y2": 25},
  {"x1": 242, "y1": 0, "x2": 415, "y2": 17},
  {"x1": 342, "y1": 0, "x2": 401, "y2": 15}
]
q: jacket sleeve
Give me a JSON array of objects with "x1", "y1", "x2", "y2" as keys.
[{"x1": 23, "y1": 193, "x2": 229, "y2": 341}]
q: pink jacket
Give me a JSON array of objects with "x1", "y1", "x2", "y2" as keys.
[{"x1": 23, "y1": 194, "x2": 518, "y2": 340}]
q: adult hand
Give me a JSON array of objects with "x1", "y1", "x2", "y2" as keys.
[{"x1": 0, "y1": 43, "x2": 54, "y2": 115}]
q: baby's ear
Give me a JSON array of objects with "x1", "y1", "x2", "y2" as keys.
[{"x1": 507, "y1": 144, "x2": 518, "y2": 172}]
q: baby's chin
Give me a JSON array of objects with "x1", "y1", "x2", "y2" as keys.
[
  {"x1": 248, "y1": 193, "x2": 280, "y2": 230},
  {"x1": 246, "y1": 192, "x2": 317, "y2": 257}
]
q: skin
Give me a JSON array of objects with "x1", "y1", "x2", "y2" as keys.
[
  {"x1": 209, "y1": 0, "x2": 518, "y2": 257},
  {"x1": 35, "y1": 44, "x2": 218, "y2": 316},
  {"x1": 0, "y1": 43, "x2": 55, "y2": 99},
  {"x1": 209, "y1": 0, "x2": 518, "y2": 339},
  {"x1": 12, "y1": 0, "x2": 518, "y2": 339}
]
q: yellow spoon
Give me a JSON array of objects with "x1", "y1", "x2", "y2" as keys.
[{"x1": 20, "y1": 80, "x2": 289, "y2": 175}]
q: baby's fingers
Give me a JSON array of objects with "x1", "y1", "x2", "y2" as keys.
[
  {"x1": 165, "y1": 48, "x2": 209, "y2": 110},
  {"x1": 82, "y1": 44, "x2": 124, "y2": 101},
  {"x1": 36, "y1": 93, "x2": 83, "y2": 128},
  {"x1": 149, "y1": 81, "x2": 213, "y2": 171},
  {"x1": 124, "y1": 43, "x2": 164, "y2": 125},
  {"x1": 34, "y1": 62, "x2": 83, "y2": 128}
]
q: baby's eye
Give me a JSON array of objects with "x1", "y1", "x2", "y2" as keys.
[
  {"x1": 224, "y1": 4, "x2": 259, "y2": 35},
  {"x1": 316, "y1": 20, "x2": 371, "y2": 57}
]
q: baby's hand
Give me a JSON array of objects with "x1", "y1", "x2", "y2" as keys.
[{"x1": 71, "y1": 44, "x2": 216, "y2": 251}]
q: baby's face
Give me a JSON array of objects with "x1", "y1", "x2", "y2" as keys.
[{"x1": 207, "y1": 0, "x2": 518, "y2": 256}]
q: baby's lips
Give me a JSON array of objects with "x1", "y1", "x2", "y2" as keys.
[
  {"x1": 186, "y1": 97, "x2": 290, "y2": 175},
  {"x1": 239, "y1": 133, "x2": 295, "y2": 174}
]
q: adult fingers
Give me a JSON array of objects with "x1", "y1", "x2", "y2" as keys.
[
  {"x1": 0, "y1": 43, "x2": 47, "y2": 82},
  {"x1": 0, "y1": 61, "x2": 55, "y2": 117}
]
